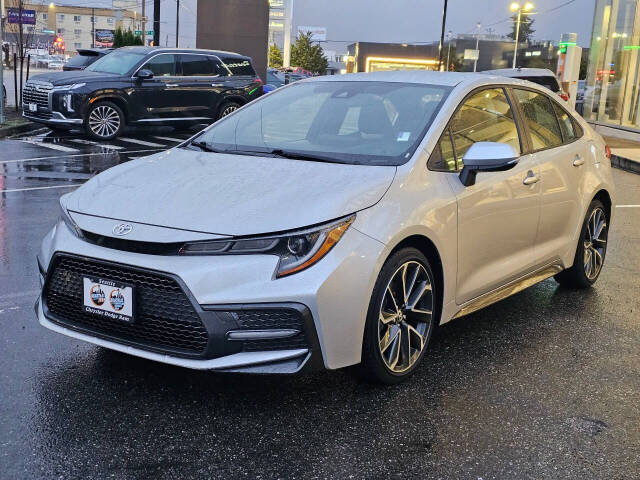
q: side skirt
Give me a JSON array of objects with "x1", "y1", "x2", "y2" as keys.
[{"x1": 451, "y1": 263, "x2": 563, "y2": 320}]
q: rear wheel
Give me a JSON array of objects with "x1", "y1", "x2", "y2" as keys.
[
  {"x1": 358, "y1": 248, "x2": 437, "y2": 384},
  {"x1": 217, "y1": 101, "x2": 241, "y2": 120},
  {"x1": 85, "y1": 101, "x2": 124, "y2": 140},
  {"x1": 555, "y1": 199, "x2": 609, "y2": 288}
]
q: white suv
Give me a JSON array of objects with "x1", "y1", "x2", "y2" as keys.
[{"x1": 36, "y1": 71, "x2": 615, "y2": 384}]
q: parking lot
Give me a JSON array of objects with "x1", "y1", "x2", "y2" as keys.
[{"x1": 1, "y1": 126, "x2": 639, "y2": 479}]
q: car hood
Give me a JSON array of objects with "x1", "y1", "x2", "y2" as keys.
[
  {"x1": 64, "y1": 148, "x2": 396, "y2": 237},
  {"x1": 29, "y1": 70, "x2": 120, "y2": 85}
]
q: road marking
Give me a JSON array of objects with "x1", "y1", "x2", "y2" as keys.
[
  {"x1": 153, "y1": 136, "x2": 185, "y2": 143},
  {"x1": 20, "y1": 139, "x2": 79, "y2": 152},
  {"x1": 616, "y1": 205, "x2": 640, "y2": 208},
  {"x1": 0, "y1": 184, "x2": 82, "y2": 193},
  {"x1": 68, "y1": 139, "x2": 124, "y2": 150},
  {"x1": 0, "y1": 148, "x2": 163, "y2": 164},
  {"x1": 118, "y1": 137, "x2": 165, "y2": 147}
]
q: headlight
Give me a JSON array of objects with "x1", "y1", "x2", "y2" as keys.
[
  {"x1": 179, "y1": 215, "x2": 355, "y2": 277},
  {"x1": 59, "y1": 200, "x2": 83, "y2": 239},
  {"x1": 52, "y1": 83, "x2": 86, "y2": 91}
]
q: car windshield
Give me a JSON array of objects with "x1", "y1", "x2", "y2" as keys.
[
  {"x1": 192, "y1": 81, "x2": 451, "y2": 166},
  {"x1": 85, "y1": 51, "x2": 146, "y2": 75}
]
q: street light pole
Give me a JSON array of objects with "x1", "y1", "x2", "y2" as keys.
[
  {"x1": 437, "y1": 0, "x2": 449, "y2": 71},
  {"x1": 175, "y1": 0, "x2": 179, "y2": 47},
  {"x1": 446, "y1": 30, "x2": 452, "y2": 71},
  {"x1": 474, "y1": 22, "x2": 481, "y2": 72},
  {"x1": 510, "y1": 2, "x2": 533, "y2": 69}
]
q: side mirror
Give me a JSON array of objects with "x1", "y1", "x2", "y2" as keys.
[
  {"x1": 136, "y1": 69, "x2": 154, "y2": 81},
  {"x1": 459, "y1": 142, "x2": 518, "y2": 187}
]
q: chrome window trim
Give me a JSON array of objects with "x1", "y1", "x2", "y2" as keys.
[{"x1": 131, "y1": 52, "x2": 232, "y2": 79}]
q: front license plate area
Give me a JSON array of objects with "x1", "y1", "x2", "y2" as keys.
[
  {"x1": 82, "y1": 277, "x2": 135, "y2": 324},
  {"x1": 29, "y1": 102, "x2": 37, "y2": 112}
]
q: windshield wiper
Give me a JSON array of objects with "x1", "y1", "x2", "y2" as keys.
[
  {"x1": 267, "y1": 149, "x2": 344, "y2": 164},
  {"x1": 189, "y1": 140, "x2": 225, "y2": 153}
]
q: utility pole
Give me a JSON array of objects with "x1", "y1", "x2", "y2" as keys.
[
  {"x1": 175, "y1": 0, "x2": 179, "y2": 48},
  {"x1": 437, "y1": 0, "x2": 449, "y2": 71},
  {"x1": 474, "y1": 22, "x2": 481, "y2": 72},
  {"x1": 153, "y1": 0, "x2": 160, "y2": 47},
  {"x1": 141, "y1": 0, "x2": 146, "y2": 46},
  {"x1": 1, "y1": 2, "x2": 5, "y2": 124},
  {"x1": 92, "y1": 7, "x2": 95, "y2": 48},
  {"x1": 283, "y1": 0, "x2": 293, "y2": 68},
  {"x1": 446, "y1": 30, "x2": 452, "y2": 71}
]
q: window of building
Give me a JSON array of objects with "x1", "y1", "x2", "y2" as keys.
[
  {"x1": 74, "y1": 29, "x2": 82, "y2": 36},
  {"x1": 107, "y1": 17, "x2": 114, "y2": 24},
  {"x1": 429, "y1": 88, "x2": 521, "y2": 172},
  {"x1": 57, "y1": 14, "x2": 64, "y2": 21},
  {"x1": 513, "y1": 89, "x2": 563, "y2": 150},
  {"x1": 42, "y1": 13, "x2": 48, "y2": 20},
  {"x1": 74, "y1": 15, "x2": 81, "y2": 22},
  {"x1": 57, "y1": 28, "x2": 65, "y2": 34},
  {"x1": 74, "y1": 42, "x2": 82, "y2": 49}
]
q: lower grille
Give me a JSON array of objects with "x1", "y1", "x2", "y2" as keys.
[
  {"x1": 43, "y1": 254, "x2": 209, "y2": 356},
  {"x1": 23, "y1": 109, "x2": 52, "y2": 120},
  {"x1": 234, "y1": 308, "x2": 309, "y2": 352}
]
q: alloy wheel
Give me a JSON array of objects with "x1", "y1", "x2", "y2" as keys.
[
  {"x1": 88, "y1": 105, "x2": 121, "y2": 138},
  {"x1": 583, "y1": 207, "x2": 607, "y2": 281},
  {"x1": 378, "y1": 261, "x2": 433, "y2": 373},
  {"x1": 221, "y1": 105, "x2": 238, "y2": 117}
]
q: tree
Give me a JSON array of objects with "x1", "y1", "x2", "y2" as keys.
[
  {"x1": 268, "y1": 43, "x2": 283, "y2": 68},
  {"x1": 113, "y1": 28, "x2": 124, "y2": 48},
  {"x1": 290, "y1": 31, "x2": 328, "y2": 74},
  {"x1": 507, "y1": 12, "x2": 535, "y2": 44},
  {"x1": 123, "y1": 29, "x2": 135, "y2": 46},
  {"x1": 5, "y1": 0, "x2": 37, "y2": 108}
]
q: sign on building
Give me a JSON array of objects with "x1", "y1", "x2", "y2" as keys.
[
  {"x1": 297, "y1": 26, "x2": 327, "y2": 42},
  {"x1": 7, "y1": 8, "x2": 36, "y2": 25},
  {"x1": 95, "y1": 29, "x2": 115, "y2": 48},
  {"x1": 463, "y1": 49, "x2": 480, "y2": 60}
]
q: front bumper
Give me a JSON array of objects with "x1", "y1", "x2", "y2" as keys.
[
  {"x1": 37, "y1": 219, "x2": 386, "y2": 372},
  {"x1": 23, "y1": 110, "x2": 83, "y2": 127}
]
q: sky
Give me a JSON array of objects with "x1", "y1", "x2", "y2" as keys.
[{"x1": 50, "y1": 0, "x2": 597, "y2": 51}]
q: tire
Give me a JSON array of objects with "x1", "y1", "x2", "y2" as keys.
[
  {"x1": 358, "y1": 247, "x2": 437, "y2": 384},
  {"x1": 554, "y1": 199, "x2": 609, "y2": 289},
  {"x1": 217, "y1": 101, "x2": 241, "y2": 120},
  {"x1": 84, "y1": 101, "x2": 124, "y2": 140}
]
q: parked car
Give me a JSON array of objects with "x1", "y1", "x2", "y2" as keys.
[
  {"x1": 36, "y1": 71, "x2": 615, "y2": 384},
  {"x1": 63, "y1": 48, "x2": 114, "y2": 71},
  {"x1": 22, "y1": 46, "x2": 263, "y2": 139},
  {"x1": 483, "y1": 67, "x2": 569, "y2": 101}
]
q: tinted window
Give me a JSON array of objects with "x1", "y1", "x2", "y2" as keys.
[
  {"x1": 513, "y1": 89, "x2": 563, "y2": 150},
  {"x1": 429, "y1": 88, "x2": 520, "y2": 172},
  {"x1": 195, "y1": 81, "x2": 451, "y2": 166},
  {"x1": 143, "y1": 54, "x2": 176, "y2": 76},
  {"x1": 65, "y1": 54, "x2": 96, "y2": 68},
  {"x1": 180, "y1": 54, "x2": 216, "y2": 76},
  {"x1": 85, "y1": 51, "x2": 145, "y2": 75},
  {"x1": 516, "y1": 75, "x2": 560, "y2": 92},
  {"x1": 221, "y1": 57, "x2": 256, "y2": 76},
  {"x1": 552, "y1": 102, "x2": 576, "y2": 142}
]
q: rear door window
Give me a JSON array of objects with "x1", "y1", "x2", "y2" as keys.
[
  {"x1": 179, "y1": 54, "x2": 216, "y2": 76},
  {"x1": 513, "y1": 89, "x2": 563, "y2": 150},
  {"x1": 221, "y1": 57, "x2": 256, "y2": 76},
  {"x1": 142, "y1": 54, "x2": 177, "y2": 77},
  {"x1": 552, "y1": 102, "x2": 576, "y2": 143}
]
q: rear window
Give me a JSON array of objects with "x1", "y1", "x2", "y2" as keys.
[
  {"x1": 65, "y1": 55, "x2": 96, "y2": 68},
  {"x1": 221, "y1": 57, "x2": 255, "y2": 76},
  {"x1": 516, "y1": 75, "x2": 560, "y2": 93}
]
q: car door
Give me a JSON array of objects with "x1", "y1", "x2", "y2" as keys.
[
  {"x1": 131, "y1": 53, "x2": 183, "y2": 120},
  {"x1": 431, "y1": 87, "x2": 541, "y2": 305},
  {"x1": 177, "y1": 54, "x2": 224, "y2": 121},
  {"x1": 511, "y1": 88, "x2": 588, "y2": 267}
]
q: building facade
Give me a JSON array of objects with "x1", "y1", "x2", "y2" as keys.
[
  {"x1": 3, "y1": 2, "x2": 140, "y2": 54},
  {"x1": 584, "y1": 0, "x2": 640, "y2": 131}
]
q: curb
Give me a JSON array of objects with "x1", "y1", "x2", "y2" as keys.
[
  {"x1": 0, "y1": 120, "x2": 43, "y2": 138},
  {"x1": 611, "y1": 155, "x2": 640, "y2": 175}
]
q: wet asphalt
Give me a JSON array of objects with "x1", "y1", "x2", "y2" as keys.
[{"x1": 0, "y1": 128, "x2": 639, "y2": 479}]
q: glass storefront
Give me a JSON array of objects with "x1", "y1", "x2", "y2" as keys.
[{"x1": 584, "y1": 0, "x2": 640, "y2": 130}]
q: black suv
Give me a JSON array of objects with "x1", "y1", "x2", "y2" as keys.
[{"x1": 23, "y1": 47, "x2": 263, "y2": 140}]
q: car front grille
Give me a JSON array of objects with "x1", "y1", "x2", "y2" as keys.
[
  {"x1": 234, "y1": 308, "x2": 309, "y2": 352},
  {"x1": 23, "y1": 109, "x2": 53, "y2": 120},
  {"x1": 22, "y1": 81, "x2": 52, "y2": 109},
  {"x1": 43, "y1": 254, "x2": 209, "y2": 356}
]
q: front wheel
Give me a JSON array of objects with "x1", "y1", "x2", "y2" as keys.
[
  {"x1": 85, "y1": 101, "x2": 124, "y2": 140},
  {"x1": 555, "y1": 199, "x2": 609, "y2": 288},
  {"x1": 358, "y1": 248, "x2": 437, "y2": 384}
]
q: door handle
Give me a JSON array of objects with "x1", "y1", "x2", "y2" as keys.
[
  {"x1": 573, "y1": 155, "x2": 585, "y2": 167},
  {"x1": 522, "y1": 170, "x2": 540, "y2": 185},
  {"x1": 211, "y1": 83, "x2": 224, "y2": 87},
  {"x1": 165, "y1": 83, "x2": 179, "y2": 88}
]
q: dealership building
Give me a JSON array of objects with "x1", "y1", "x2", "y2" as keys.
[{"x1": 583, "y1": 0, "x2": 640, "y2": 131}]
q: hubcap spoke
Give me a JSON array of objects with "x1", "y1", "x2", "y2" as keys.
[{"x1": 583, "y1": 207, "x2": 607, "y2": 280}]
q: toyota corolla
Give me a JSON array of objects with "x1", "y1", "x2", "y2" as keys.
[{"x1": 36, "y1": 71, "x2": 615, "y2": 384}]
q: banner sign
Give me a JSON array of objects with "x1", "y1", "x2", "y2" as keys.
[
  {"x1": 8, "y1": 8, "x2": 36, "y2": 25},
  {"x1": 95, "y1": 29, "x2": 115, "y2": 48}
]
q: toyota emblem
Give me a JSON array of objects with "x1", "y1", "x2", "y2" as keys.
[{"x1": 112, "y1": 223, "x2": 133, "y2": 236}]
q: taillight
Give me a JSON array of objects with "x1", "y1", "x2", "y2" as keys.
[
  {"x1": 254, "y1": 76, "x2": 263, "y2": 85},
  {"x1": 605, "y1": 145, "x2": 612, "y2": 159},
  {"x1": 560, "y1": 92, "x2": 569, "y2": 101}
]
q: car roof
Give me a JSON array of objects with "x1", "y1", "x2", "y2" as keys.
[
  {"x1": 77, "y1": 48, "x2": 113, "y2": 56},
  {"x1": 481, "y1": 67, "x2": 556, "y2": 77},
  {"x1": 303, "y1": 70, "x2": 541, "y2": 88},
  {"x1": 117, "y1": 46, "x2": 249, "y2": 59}
]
